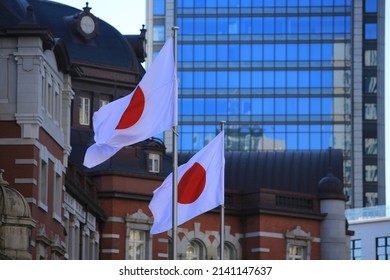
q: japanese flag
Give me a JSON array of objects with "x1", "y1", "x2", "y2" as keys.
[
  {"x1": 149, "y1": 131, "x2": 225, "y2": 234},
  {"x1": 83, "y1": 37, "x2": 177, "y2": 168}
]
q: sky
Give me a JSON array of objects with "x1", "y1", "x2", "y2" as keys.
[{"x1": 51, "y1": 0, "x2": 146, "y2": 35}]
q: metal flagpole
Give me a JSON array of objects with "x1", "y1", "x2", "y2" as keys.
[
  {"x1": 171, "y1": 26, "x2": 179, "y2": 260},
  {"x1": 220, "y1": 121, "x2": 226, "y2": 260}
]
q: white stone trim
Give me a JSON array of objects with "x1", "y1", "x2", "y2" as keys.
[
  {"x1": 101, "y1": 249, "x2": 119, "y2": 254},
  {"x1": 106, "y1": 216, "x2": 124, "y2": 223},
  {"x1": 15, "y1": 159, "x2": 38, "y2": 166},
  {"x1": 158, "y1": 253, "x2": 168, "y2": 258},
  {"x1": 245, "y1": 230, "x2": 320, "y2": 244},
  {"x1": 245, "y1": 231, "x2": 284, "y2": 239},
  {"x1": 25, "y1": 197, "x2": 37, "y2": 205},
  {"x1": 14, "y1": 178, "x2": 37, "y2": 185},
  {"x1": 38, "y1": 201, "x2": 48, "y2": 212},
  {"x1": 102, "y1": 234, "x2": 120, "y2": 239},
  {"x1": 252, "y1": 248, "x2": 270, "y2": 253},
  {"x1": 0, "y1": 138, "x2": 40, "y2": 146}
]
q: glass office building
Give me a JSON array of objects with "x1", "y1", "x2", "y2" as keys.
[{"x1": 146, "y1": 0, "x2": 385, "y2": 208}]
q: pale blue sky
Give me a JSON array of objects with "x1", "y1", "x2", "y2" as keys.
[{"x1": 51, "y1": 0, "x2": 146, "y2": 34}]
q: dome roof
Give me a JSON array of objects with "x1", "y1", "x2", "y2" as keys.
[
  {"x1": 0, "y1": 171, "x2": 31, "y2": 219},
  {"x1": 1, "y1": 0, "x2": 141, "y2": 71},
  {"x1": 0, "y1": 0, "x2": 30, "y2": 27},
  {"x1": 318, "y1": 172, "x2": 346, "y2": 200}
]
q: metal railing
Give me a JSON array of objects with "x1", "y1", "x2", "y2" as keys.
[{"x1": 345, "y1": 205, "x2": 390, "y2": 221}]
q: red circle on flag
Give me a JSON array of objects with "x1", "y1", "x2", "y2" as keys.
[
  {"x1": 178, "y1": 162, "x2": 206, "y2": 204},
  {"x1": 116, "y1": 86, "x2": 145, "y2": 130}
]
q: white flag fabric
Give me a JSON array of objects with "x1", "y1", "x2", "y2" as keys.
[
  {"x1": 83, "y1": 37, "x2": 177, "y2": 168},
  {"x1": 149, "y1": 131, "x2": 225, "y2": 234}
]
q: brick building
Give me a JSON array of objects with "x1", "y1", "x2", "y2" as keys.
[
  {"x1": 0, "y1": 0, "x2": 146, "y2": 259},
  {"x1": 0, "y1": 0, "x2": 351, "y2": 260}
]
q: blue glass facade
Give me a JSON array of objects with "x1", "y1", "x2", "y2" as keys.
[
  {"x1": 176, "y1": 0, "x2": 352, "y2": 154},
  {"x1": 148, "y1": 0, "x2": 385, "y2": 208},
  {"x1": 361, "y1": 0, "x2": 379, "y2": 207}
]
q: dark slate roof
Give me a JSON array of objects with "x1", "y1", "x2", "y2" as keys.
[
  {"x1": 1, "y1": 0, "x2": 141, "y2": 71},
  {"x1": 179, "y1": 149, "x2": 343, "y2": 195},
  {"x1": 29, "y1": 0, "x2": 140, "y2": 70},
  {"x1": 71, "y1": 128, "x2": 343, "y2": 194},
  {"x1": 0, "y1": 0, "x2": 29, "y2": 28},
  {"x1": 69, "y1": 129, "x2": 172, "y2": 180}
]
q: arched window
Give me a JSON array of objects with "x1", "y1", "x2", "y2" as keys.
[
  {"x1": 186, "y1": 239, "x2": 206, "y2": 260},
  {"x1": 218, "y1": 242, "x2": 237, "y2": 260},
  {"x1": 224, "y1": 242, "x2": 237, "y2": 260}
]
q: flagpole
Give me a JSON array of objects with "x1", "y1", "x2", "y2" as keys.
[
  {"x1": 171, "y1": 26, "x2": 179, "y2": 260},
  {"x1": 220, "y1": 121, "x2": 226, "y2": 260}
]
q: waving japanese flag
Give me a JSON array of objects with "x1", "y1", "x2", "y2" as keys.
[
  {"x1": 149, "y1": 131, "x2": 225, "y2": 234},
  {"x1": 83, "y1": 37, "x2": 177, "y2": 168}
]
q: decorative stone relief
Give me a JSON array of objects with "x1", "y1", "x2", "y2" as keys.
[{"x1": 0, "y1": 169, "x2": 36, "y2": 259}]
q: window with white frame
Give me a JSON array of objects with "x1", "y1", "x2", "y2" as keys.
[
  {"x1": 126, "y1": 210, "x2": 153, "y2": 260},
  {"x1": 148, "y1": 153, "x2": 160, "y2": 173},
  {"x1": 99, "y1": 99, "x2": 109, "y2": 108},
  {"x1": 287, "y1": 244, "x2": 307, "y2": 260},
  {"x1": 39, "y1": 159, "x2": 48, "y2": 209},
  {"x1": 52, "y1": 170, "x2": 62, "y2": 220},
  {"x1": 79, "y1": 97, "x2": 90, "y2": 125},
  {"x1": 41, "y1": 73, "x2": 47, "y2": 110},
  {"x1": 186, "y1": 240, "x2": 206, "y2": 260},
  {"x1": 54, "y1": 88, "x2": 61, "y2": 123},
  {"x1": 48, "y1": 82, "x2": 53, "y2": 117},
  {"x1": 128, "y1": 230, "x2": 147, "y2": 260},
  {"x1": 221, "y1": 242, "x2": 237, "y2": 260},
  {"x1": 285, "y1": 226, "x2": 312, "y2": 260}
]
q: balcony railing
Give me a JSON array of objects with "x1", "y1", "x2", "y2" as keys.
[{"x1": 345, "y1": 205, "x2": 390, "y2": 221}]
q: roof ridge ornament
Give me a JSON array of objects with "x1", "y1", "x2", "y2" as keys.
[
  {"x1": 0, "y1": 169, "x2": 9, "y2": 187},
  {"x1": 83, "y1": 2, "x2": 92, "y2": 14}
]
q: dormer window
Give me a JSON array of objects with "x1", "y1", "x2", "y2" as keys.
[
  {"x1": 99, "y1": 99, "x2": 109, "y2": 109},
  {"x1": 148, "y1": 153, "x2": 160, "y2": 174},
  {"x1": 79, "y1": 97, "x2": 90, "y2": 125}
]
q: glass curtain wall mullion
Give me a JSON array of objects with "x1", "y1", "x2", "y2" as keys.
[{"x1": 175, "y1": 1, "x2": 352, "y2": 155}]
